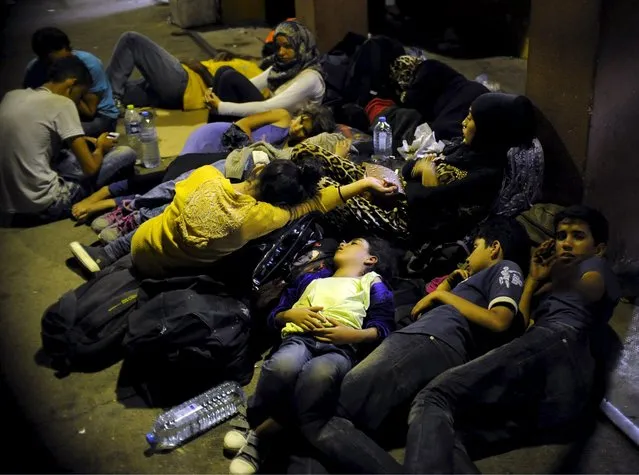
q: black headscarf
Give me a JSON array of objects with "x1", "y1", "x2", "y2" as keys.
[{"x1": 445, "y1": 93, "x2": 536, "y2": 171}]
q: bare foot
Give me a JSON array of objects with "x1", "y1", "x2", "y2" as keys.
[{"x1": 72, "y1": 200, "x2": 116, "y2": 223}]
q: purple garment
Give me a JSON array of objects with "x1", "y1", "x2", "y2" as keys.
[
  {"x1": 180, "y1": 123, "x2": 289, "y2": 155},
  {"x1": 269, "y1": 269, "x2": 396, "y2": 340}
]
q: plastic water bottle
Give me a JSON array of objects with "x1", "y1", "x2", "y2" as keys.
[
  {"x1": 145, "y1": 381, "x2": 246, "y2": 451},
  {"x1": 373, "y1": 116, "x2": 393, "y2": 163},
  {"x1": 475, "y1": 74, "x2": 502, "y2": 92},
  {"x1": 140, "y1": 110, "x2": 161, "y2": 169},
  {"x1": 123, "y1": 105, "x2": 142, "y2": 164}
]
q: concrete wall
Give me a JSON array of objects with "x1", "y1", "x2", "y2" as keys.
[
  {"x1": 294, "y1": 0, "x2": 368, "y2": 53},
  {"x1": 528, "y1": 0, "x2": 639, "y2": 259},
  {"x1": 585, "y1": 0, "x2": 639, "y2": 259},
  {"x1": 526, "y1": 0, "x2": 602, "y2": 204}
]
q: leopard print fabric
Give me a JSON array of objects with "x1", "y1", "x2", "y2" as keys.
[{"x1": 290, "y1": 142, "x2": 409, "y2": 240}]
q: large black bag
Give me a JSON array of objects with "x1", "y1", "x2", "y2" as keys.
[
  {"x1": 121, "y1": 275, "x2": 253, "y2": 406},
  {"x1": 40, "y1": 256, "x2": 140, "y2": 373},
  {"x1": 342, "y1": 35, "x2": 405, "y2": 107}
]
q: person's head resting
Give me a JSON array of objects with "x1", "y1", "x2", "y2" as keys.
[
  {"x1": 289, "y1": 105, "x2": 337, "y2": 143},
  {"x1": 462, "y1": 93, "x2": 536, "y2": 152},
  {"x1": 250, "y1": 155, "x2": 323, "y2": 206},
  {"x1": 46, "y1": 56, "x2": 92, "y2": 105},
  {"x1": 466, "y1": 216, "x2": 531, "y2": 276},
  {"x1": 333, "y1": 237, "x2": 396, "y2": 280},
  {"x1": 32, "y1": 27, "x2": 73, "y2": 62},
  {"x1": 553, "y1": 205, "x2": 608, "y2": 264},
  {"x1": 273, "y1": 20, "x2": 318, "y2": 66}
]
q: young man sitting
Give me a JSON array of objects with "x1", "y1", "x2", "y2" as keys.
[
  {"x1": 23, "y1": 27, "x2": 120, "y2": 137},
  {"x1": 306, "y1": 217, "x2": 531, "y2": 474},
  {"x1": 223, "y1": 237, "x2": 396, "y2": 475},
  {"x1": 401, "y1": 205, "x2": 620, "y2": 474},
  {"x1": 0, "y1": 56, "x2": 136, "y2": 225}
]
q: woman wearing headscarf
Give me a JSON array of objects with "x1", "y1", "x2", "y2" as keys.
[
  {"x1": 205, "y1": 20, "x2": 326, "y2": 121},
  {"x1": 286, "y1": 94, "x2": 536, "y2": 251},
  {"x1": 402, "y1": 92, "x2": 536, "y2": 245},
  {"x1": 363, "y1": 57, "x2": 489, "y2": 151}
]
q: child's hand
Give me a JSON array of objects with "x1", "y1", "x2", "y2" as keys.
[
  {"x1": 312, "y1": 317, "x2": 361, "y2": 345},
  {"x1": 282, "y1": 307, "x2": 326, "y2": 332},
  {"x1": 530, "y1": 239, "x2": 556, "y2": 282},
  {"x1": 410, "y1": 291, "x2": 442, "y2": 320},
  {"x1": 365, "y1": 177, "x2": 398, "y2": 195}
]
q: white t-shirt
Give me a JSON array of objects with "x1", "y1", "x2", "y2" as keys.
[{"x1": 0, "y1": 88, "x2": 85, "y2": 213}]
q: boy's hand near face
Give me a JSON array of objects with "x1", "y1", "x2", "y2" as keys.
[
  {"x1": 313, "y1": 317, "x2": 377, "y2": 345},
  {"x1": 530, "y1": 239, "x2": 556, "y2": 282}
]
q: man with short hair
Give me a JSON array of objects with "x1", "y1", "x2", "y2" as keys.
[
  {"x1": 1, "y1": 56, "x2": 136, "y2": 225},
  {"x1": 23, "y1": 27, "x2": 119, "y2": 137}
]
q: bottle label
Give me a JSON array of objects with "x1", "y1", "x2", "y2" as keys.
[
  {"x1": 173, "y1": 403, "x2": 202, "y2": 423},
  {"x1": 127, "y1": 123, "x2": 141, "y2": 135}
]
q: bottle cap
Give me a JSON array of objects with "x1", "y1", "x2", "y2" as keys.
[
  {"x1": 378, "y1": 116, "x2": 386, "y2": 122},
  {"x1": 127, "y1": 104, "x2": 135, "y2": 110},
  {"x1": 141, "y1": 111, "x2": 150, "y2": 116},
  {"x1": 146, "y1": 433, "x2": 157, "y2": 445}
]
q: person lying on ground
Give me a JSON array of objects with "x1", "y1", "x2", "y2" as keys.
[
  {"x1": 69, "y1": 104, "x2": 336, "y2": 222},
  {"x1": 224, "y1": 237, "x2": 396, "y2": 475},
  {"x1": 0, "y1": 56, "x2": 136, "y2": 226},
  {"x1": 399, "y1": 205, "x2": 620, "y2": 474},
  {"x1": 106, "y1": 32, "x2": 263, "y2": 111},
  {"x1": 286, "y1": 93, "x2": 536, "y2": 245},
  {"x1": 382, "y1": 57, "x2": 490, "y2": 141},
  {"x1": 204, "y1": 20, "x2": 325, "y2": 122},
  {"x1": 301, "y1": 217, "x2": 531, "y2": 474},
  {"x1": 23, "y1": 27, "x2": 119, "y2": 137},
  {"x1": 70, "y1": 155, "x2": 396, "y2": 275}
]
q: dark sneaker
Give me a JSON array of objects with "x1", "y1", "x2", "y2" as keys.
[{"x1": 69, "y1": 242, "x2": 114, "y2": 273}]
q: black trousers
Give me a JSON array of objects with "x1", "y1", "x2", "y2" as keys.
[{"x1": 207, "y1": 66, "x2": 264, "y2": 123}]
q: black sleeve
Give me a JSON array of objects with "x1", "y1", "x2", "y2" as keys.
[{"x1": 405, "y1": 167, "x2": 502, "y2": 215}]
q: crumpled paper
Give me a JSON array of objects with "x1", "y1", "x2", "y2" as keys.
[{"x1": 398, "y1": 122, "x2": 446, "y2": 160}]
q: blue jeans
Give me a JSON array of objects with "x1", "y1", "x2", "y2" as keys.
[
  {"x1": 309, "y1": 332, "x2": 465, "y2": 474},
  {"x1": 403, "y1": 323, "x2": 595, "y2": 474},
  {"x1": 81, "y1": 114, "x2": 117, "y2": 138},
  {"x1": 106, "y1": 32, "x2": 188, "y2": 109},
  {"x1": 248, "y1": 334, "x2": 355, "y2": 432},
  {"x1": 42, "y1": 146, "x2": 136, "y2": 222}
]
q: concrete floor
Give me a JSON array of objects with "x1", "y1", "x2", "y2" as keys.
[{"x1": 0, "y1": 0, "x2": 638, "y2": 473}]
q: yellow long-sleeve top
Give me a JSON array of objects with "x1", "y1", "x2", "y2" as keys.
[
  {"x1": 181, "y1": 59, "x2": 264, "y2": 111},
  {"x1": 131, "y1": 165, "x2": 343, "y2": 277}
]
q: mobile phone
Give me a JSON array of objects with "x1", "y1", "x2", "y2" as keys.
[{"x1": 107, "y1": 132, "x2": 120, "y2": 140}]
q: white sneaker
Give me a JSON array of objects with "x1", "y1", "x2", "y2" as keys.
[
  {"x1": 229, "y1": 432, "x2": 261, "y2": 475},
  {"x1": 223, "y1": 411, "x2": 250, "y2": 455}
]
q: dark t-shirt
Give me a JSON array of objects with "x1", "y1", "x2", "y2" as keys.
[
  {"x1": 397, "y1": 260, "x2": 525, "y2": 359},
  {"x1": 534, "y1": 256, "x2": 620, "y2": 331}
]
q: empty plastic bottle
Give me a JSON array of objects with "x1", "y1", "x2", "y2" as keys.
[
  {"x1": 123, "y1": 105, "x2": 142, "y2": 164},
  {"x1": 146, "y1": 381, "x2": 246, "y2": 451},
  {"x1": 373, "y1": 116, "x2": 393, "y2": 163},
  {"x1": 475, "y1": 74, "x2": 501, "y2": 92},
  {"x1": 140, "y1": 110, "x2": 161, "y2": 169}
]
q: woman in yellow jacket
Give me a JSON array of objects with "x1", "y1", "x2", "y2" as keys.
[{"x1": 131, "y1": 157, "x2": 397, "y2": 277}]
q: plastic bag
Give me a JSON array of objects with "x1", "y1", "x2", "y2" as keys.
[{"x1": 397, "y1": 122, "x2": 446, "y2": 160}]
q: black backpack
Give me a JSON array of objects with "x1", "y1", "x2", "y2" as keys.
[
  {"x1": 121, "y1": 275, "x2": 253, "y2": 406},
  {"x1": 342, "y1": 35, "x2": 405, "y2": 107},
  {"x1": 208, "y1": 213, "x2": 324, "y2": 293},
  {"x1": 40, "y1": 256, "x2": 140, "y2": 373}
]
